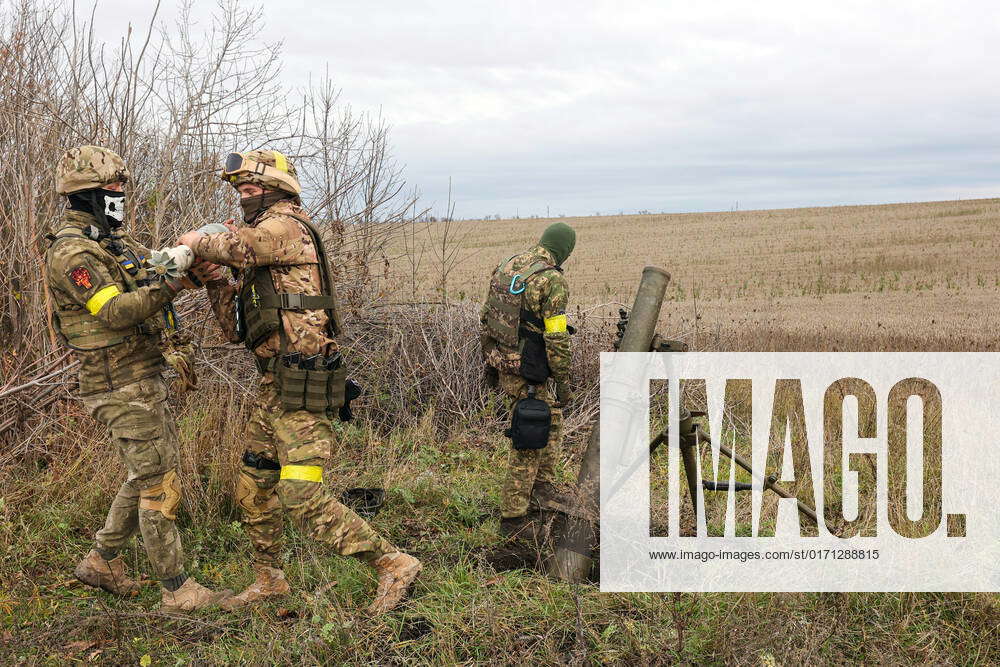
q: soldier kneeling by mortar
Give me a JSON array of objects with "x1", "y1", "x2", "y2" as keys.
[
  {"x1": 176, "y1": 150, "x2": 421, "y2": 614},
  {"x1": 46, "y1": 145, "x2": 232, "y2": 611},
  {"x1": 480, "y1": 223, "x2": 577, "y2": 538}
]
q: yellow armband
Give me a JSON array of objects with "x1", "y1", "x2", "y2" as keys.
[
  {"x1": 280, "y1": 465, "x2": 323, "y2": 483},
  {"x1": 544, "y1": 314, "x2": 568, "y2": 333},
  {"x1": 85, "y1": 285, "x2": 122, "y2": 315}
]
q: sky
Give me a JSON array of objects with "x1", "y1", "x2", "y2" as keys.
[{"x1": 91, "y1": 1, "x2": 1000, "y2": 219}]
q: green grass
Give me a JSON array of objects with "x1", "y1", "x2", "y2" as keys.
[{"x1": 2, "y1": 415, "x2": 997, "y2": 665}]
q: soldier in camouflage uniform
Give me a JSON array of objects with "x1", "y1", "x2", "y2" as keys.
[
  {"x1": 46, "y1": 145, "x2": 231, "y2": 611},
  {"x1": 480, "y1": 223, "x2": 576, "y2": 536},
  {"x1": 177, "y1": 149, "x2": 421, "y2": 614}
]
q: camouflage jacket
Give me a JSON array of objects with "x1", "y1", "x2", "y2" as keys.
[
  {"x1": 480, "y1": 245, "x2": 572, "y2": 383},
  {"x1": 199, "y1": 200, "x2": 338, "y2": 360},
  {"x1": 45, "y1": 210, "x2": 182, "y2": 395}
]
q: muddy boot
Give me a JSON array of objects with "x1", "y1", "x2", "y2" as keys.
[
  {"x1": 500, "y1": 510, "x2": 545, "y2": 541},
  {"x1": 221, "y1": 565, "x2": 291, "y2": 610},
  {"x1": 366, "y1": 552, "x2": 422, "y2": 615},
  {"x1": 530, "y1": 481, "x2": 576, "y2": 514},
  {"x1": 161, "y1": 577, "x2": 233, "y2": 612},
  {"x1": 73, "y1": 549, "x2": 141, "y2": 596}
]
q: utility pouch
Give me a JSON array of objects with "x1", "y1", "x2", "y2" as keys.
[
  {"x1": 505, "y1": 389, "x2": 552, "y2": 450},
  {"x1": 276, "y1": 362, "x2": 348, "y2": 413},
  {"x1": 339, "y1": 379, "x2": 363, "y2": 422},
  {"x1": 518, "y1": 332, "x2": 551, "y2": 384}
]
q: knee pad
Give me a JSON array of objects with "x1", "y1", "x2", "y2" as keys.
[
  {"x1": 235, "y1": 470, "x2": 279, "y2": 516},
  {"x1": 139, "y1": 469, "x2": 182, "y2": 520}
]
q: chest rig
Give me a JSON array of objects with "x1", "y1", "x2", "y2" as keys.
[
  {"x1": 48, "y1": 229, "x2": 177, "y2": 350},
  {"x1": 482, "y1": 252, "x2": 561, "y2": 384},
  {"x1": 235, "y1": 211, "x2": 347, "y2": 413}
]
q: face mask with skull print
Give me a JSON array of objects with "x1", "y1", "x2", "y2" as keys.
[{"x1": 96, "y1": 188, "x2": 126, "y2": 228}]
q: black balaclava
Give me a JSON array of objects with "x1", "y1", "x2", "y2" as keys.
[
  {"x1": 67, "y1": 187, "x2": 126, "y2": 237},
  {"x1": 241, "y1": 190, "x2": 292, "y2": 225}
]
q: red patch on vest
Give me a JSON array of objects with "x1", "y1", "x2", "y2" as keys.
[{"x1": 69, "y1": 266, "x2": 93, "y2": 290}]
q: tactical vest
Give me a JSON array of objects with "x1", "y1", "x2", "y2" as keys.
[
  {"x1": 48, "y1": 229, "x2": 175, "y2": 351},
  {"x1": 236, "y1": 210, "x2": 348, "y2": 413},
  {"x1": 483, "y1": 253, "x2": 561, "y2": 383},
  {"x1": 236, "y1": 211, "x2": 342, "y2": 353}
]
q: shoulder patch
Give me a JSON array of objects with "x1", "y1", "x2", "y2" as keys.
[{"x1": 69, "y1": 266, "x2": 93, "y2": 290}]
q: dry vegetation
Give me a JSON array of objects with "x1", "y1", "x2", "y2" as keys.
[
  {"x1": 398, "y1": 199, "x2": 1000, "y2": 352},
  {"x1": 1, "y1": 0, "x2": 998, "y2": 664}
]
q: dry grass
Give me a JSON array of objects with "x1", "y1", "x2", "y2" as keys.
[
  {"x1": 1, "y1": 0, "x2": 998, "y2": 657},
  {"x1": 5, "y1": 197, "x2": 1000, "y2": 662},
  {"x1": 397, "y1": 198, "x2": 1000, "y2": 352}
]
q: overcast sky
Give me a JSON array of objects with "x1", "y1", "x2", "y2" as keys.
[{"x1": 96, "y1": 1, "x2": 1000, "y2": 219}]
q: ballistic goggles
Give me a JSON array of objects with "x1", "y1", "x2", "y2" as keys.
[{"x1": 220, "y1": 151, "x2": 302, "y2": 194}]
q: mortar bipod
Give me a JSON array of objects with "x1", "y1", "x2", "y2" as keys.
[{"x1": 675, "y1": 412, "x2": 826, "y2": 530}]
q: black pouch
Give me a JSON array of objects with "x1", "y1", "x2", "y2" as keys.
[
  {"x1": 505, "y1": 390, "x2": 552, "y2": 450},
  {"x1": 339, "y1": 379, "x2": 363, "y2": 421},
  {"x1": 519, "y1": 332, "x2": 551, "y2": 384}
]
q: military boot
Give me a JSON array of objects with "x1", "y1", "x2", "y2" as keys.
[
  {"x1": 366, "y1": 552, "x2": 422, "y2": 615},
  {"x1": 220, "y1": 565, "x2": 290, "y2": 610},
  {"x1": 500, "y1": 510, "x2": 543, "y2": 541},
  {"x1": 530, "y1": 481, "x2": 576, "y2": 514},
  {"x1": 74, "y1": 549, "x2": 141, "y2": 596},
  {"x1": 161, "y1": 577, "x2": 233, "y2": 612}
]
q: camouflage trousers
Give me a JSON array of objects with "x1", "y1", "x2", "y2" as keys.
[
  {"x1": 80, "y1": 375, "x2": 184, "y2": 579},
  {"x1": 235, "y1": 378, "x2": 395, "y2": 567},
  {"x1": 498, "y1": 372, "x2": 562, "y2": 518}
]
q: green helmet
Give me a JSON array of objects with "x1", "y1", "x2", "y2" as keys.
[{"x1": 55, "y1": 145, "x2": 130, "y2": 195}]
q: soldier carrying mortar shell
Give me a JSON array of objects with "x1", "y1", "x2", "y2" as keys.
[
  {"x1": 176, "y1": 149, "x2": 422, "y2": 614},
  {"x1": 44, "y1": 145, "x2": 232, "y2": 611}
]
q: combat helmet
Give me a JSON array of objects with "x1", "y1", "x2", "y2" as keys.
[
  {"x1": 219, "y1": 149, "x2": 302, "y2": 195},
  {"x1": 55, "y1": 145, "x2": 130, "y2": 195}
]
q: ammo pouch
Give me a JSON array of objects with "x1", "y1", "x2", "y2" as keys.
[
  {"x1": 238, "y1": 270, "x2": 281, "y2": 350},
  {"x1": 275, "y1": 361, "x2": 348, "y2": 413},
  {"x1": 505, "y1": 390, "x2": 552, "y2": 450}
]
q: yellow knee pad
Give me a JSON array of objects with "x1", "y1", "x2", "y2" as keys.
[{"x1": 139, "y1": 469, "x2": 182, "y2": 520}]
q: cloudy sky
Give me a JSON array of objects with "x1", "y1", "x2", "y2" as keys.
[{"x1": 98, "y1": 1, "x2": 1000, "y2": 219}]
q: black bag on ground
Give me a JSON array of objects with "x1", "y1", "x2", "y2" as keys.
[{"x1": 505, "y1": 389, "x2": 552, "y2": 450}]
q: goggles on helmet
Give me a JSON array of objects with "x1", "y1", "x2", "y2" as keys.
[{"x1": 219, "y1": 151, "x2": 302, "y2": 194}]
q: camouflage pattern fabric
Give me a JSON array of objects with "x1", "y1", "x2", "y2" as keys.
[
  {"x1": 206, "y1": 279, "x2": 241, "y2": 344},
  {"x1": 55, "y1": 145, "x2": 130, "y2": 195},
  {"x1": 198, "y1": 200, "x2": 337, "y2": 358},
  {"x1": 80, "y1": 376, "x2": 185, "y2": 579},
  {"x1": 46, "y1": 210, "x2": 182, "y2": 395},
  {"x1": 498, "y1": 371, "x2": 563, "y2": 518},
  {"x1": 235, "y1": 380, "x2": 395, "y2": 566},
  {"x1": 481, "y1": 245, "x2": 571, "y2": 518},
  {"x1": 159, "y1": 329, "x2": 198, "y2": 392},
  {"x1": 480, "y1": 245, "x2": 572, "y2": 383}
]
